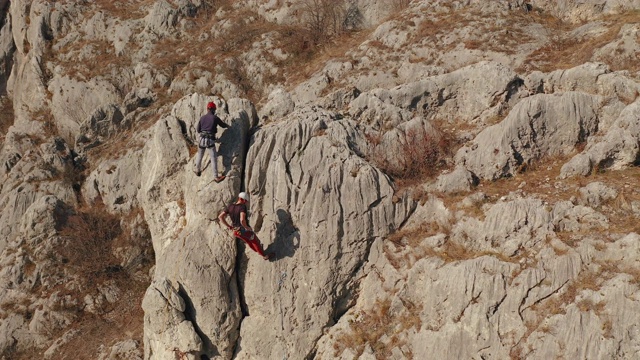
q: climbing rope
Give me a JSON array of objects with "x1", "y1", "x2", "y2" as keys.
[{"x1": 277, "y1": 271, "x2": 287, "y2": 291}]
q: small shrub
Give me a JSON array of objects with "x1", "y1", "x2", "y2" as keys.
[
  {"x1": 299, "y1": 0, "x2": 351, "y2": 45},
  {"x1": 390, "y1": 0, "x2": 412, "y2": 12},
  {"x1": 220, "y1": 58, "x2": 262, "y2": 103},
  {"x1": 334, "y1": 298, "x2": 421, "y2": 358},
  {"x1": 368, "y1": 126, "x2": 452, "y2": 184},
  {"x1": 57, "y1": 201, "x2": 123, "y2": 281},
  {"x1": 0, "y1": 96, "x2": 14, "y2": 137}
]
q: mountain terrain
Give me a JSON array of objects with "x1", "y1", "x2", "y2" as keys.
[{"x1": 0, "y1": 0, "x2": 639, "y2": 359}]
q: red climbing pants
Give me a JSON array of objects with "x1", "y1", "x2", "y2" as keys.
[{"x1": 233, "y1": 228, "x2": 266, "y2": 257}]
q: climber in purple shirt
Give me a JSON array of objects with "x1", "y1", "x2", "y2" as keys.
[{"x1": 195, "y1": 101, "x2": 229, "y2": 182}]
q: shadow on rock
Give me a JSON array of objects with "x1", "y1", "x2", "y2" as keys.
[{"x1": 265, "y1": 209, "x2": 300, "y2": 261}]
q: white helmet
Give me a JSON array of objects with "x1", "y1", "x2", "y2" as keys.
[{"x1": 238, "y1": 192, "x2": 249, "y2": 201}]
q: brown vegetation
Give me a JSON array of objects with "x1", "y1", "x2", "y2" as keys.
[
  {"x1": 46, "y1": 204, "x2": 153, "y2": 359},
  {"x1": 57, "y1": 202, "x2": 123, "y2": 279},
  {"x1": 0, "y1": 96, "x2": 13, "y2": 138},
  {"x1": 368, "y1": 125, "x2": 453, "y2": 186},
  {"x1": 520, "y1": 10, "x2": 640, "y2": 73},
  {"x1": 333, "y1": 298, "x2": 421, "y2": 359}
]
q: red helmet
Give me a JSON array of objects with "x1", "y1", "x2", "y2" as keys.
[{"x1": 207, "y1": 102, "x2": 216, "y2": 110}]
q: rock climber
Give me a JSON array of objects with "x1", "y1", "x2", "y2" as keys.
[
  {"x1": 218, "y1": 192, "x2": 273, "y2": 260},
  {"x1": 195, "y1": 101, "x2": 228, "y2": 182}
]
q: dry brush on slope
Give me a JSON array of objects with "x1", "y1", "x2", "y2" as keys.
[{"x1": 1, "y1": 0, "x2": 640, "y2": 359}]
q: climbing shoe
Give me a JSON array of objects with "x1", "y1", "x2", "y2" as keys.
[{"x1": 215, "y1": 175, "x2": 226, "y2": 182}]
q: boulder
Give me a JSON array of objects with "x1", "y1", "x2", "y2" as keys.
[
  {"x1": 348, "y1": 61, "x2": 524, "y2": 129},
  {"x1": 560, "y1": 98, "x2": 640, "y2": 178},
  {"x1": 456, "y1": 92, "x2": 601, "y2": 181},
  {"x1": 75, "y1": 104, "x2": 125, "y2": 151},
  {"x1": 142, "y1": 279, "x2": 202, "y2": 360},
  {"x1": 434, "y1": 166, "x2": 478, "y2": 194}
]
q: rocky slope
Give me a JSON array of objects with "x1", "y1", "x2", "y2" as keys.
[{"x1": 0, "y1": 0, "x2": 639, "y2": 359}]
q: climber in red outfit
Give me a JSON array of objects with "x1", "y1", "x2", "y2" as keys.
[{"x1": 218, "y1": 192, "x2": 273, "y2": 260}]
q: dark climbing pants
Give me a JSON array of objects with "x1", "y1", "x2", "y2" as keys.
[{"x1": 233, "y1": 228, "x2": 266, "y2": 257}]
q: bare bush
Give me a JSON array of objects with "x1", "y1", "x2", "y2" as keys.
[
  {"x1": 220, "y1": 57, "x2": 262, "y2": 103},
  {"x1": 300, "y1": 0, "x2": 356, "y2": 45},
  {"x1": 333, "y1": 298, "x2": 421, "y2": 358},
  {"x1": 57, "y1": 202, "x2": 123, "y2": 280},
  {"x1": 0, "y1": 96, "x2": 13, "y2": 137},
  {"x1": 390, "y1": 0, "x2": 412, "y2": 12},
  {"x1": 368, "y1": 126, "x2": 452, "y2": 183}
]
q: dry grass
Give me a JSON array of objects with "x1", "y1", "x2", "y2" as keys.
[
  {"x1": 333, "y1": 298, "x2": 421, "y2": 359},
  {"x1": 56, "y1": 201, "x2": 124, "y2": 280},
  {"x1": 0, "y1": 201, "x2": 153, "y2": 359},
  {"x1": 533, "y1": 270, "x2": 604, "y2": 319},
  {"x1": 520, "y1": 10, "x2": 640, "y2": 73},
  {"x1": 47, "y1": 205, "x2": 151, "y2": 359},
  {"x1": 0, "y1": 96, "x2": 13, "y2": 137},
  {"x1": 56, "y1": 39, "x2": 133, "y2": 81},
  {"x1": 390, "y1": 0, "x2": 412, "y2": 12},
  {"x1": 92, "y1": 0, "x2": 157, "y2": 20},
  {"x1": 367, "y1": 125, "x2": 454, "y2": 188},
  {"x1": 507, "y1": 269, "x2": 603, "y2": 358},
  {"x1": 29, "y1": 106, "x2": 58, "y2": 141},
  {"x1": 587, "y1": 166, "x2": 640, "y2": 234}
]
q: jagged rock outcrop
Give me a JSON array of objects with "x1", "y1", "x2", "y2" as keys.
[
  {"x1": 560, "y1": 97, "x2": 640, "y2": 178},
  {"x1": 348, "y1": 61, "x2": 525, "y2": 130},
  {"x1": 2, "y1": 1, "x2": 640, "y2": 359},
  {"x1": 0, "y1": 135, "x2": 76, "y2": 250},
  {"x1": 455, "y1": 92, "x2": 601, "y2": 181},
  {"x1": 137, "y1": 94, "x2": 254, "y2": 359},
  {"x1": 316, "y1": 200, "x2": 640, "y2": 359},
  {"x1": 235, "y1": 107, "x2": 414, "y2": 359},
  {"x1": 142, "y1": 278, "x2": 202, "y2": 360},
  {"x1": 530, "y1": 0, "x2": 640, "y2": 22}
]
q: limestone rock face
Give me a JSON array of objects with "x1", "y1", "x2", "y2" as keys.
[
  {"x1": 75, "y1": 104, "x2": 125, "y2": 152},
  {"x1": 48, "y1": 75, "x2": 122, "y2": 142},
  {"x1": 560, "y1": 98, "x2": 640, "y2": 178},
  {"x1": 0, "y1": 135, "x2": 76, "y2": 250},
  {"x1": 235, "y1": 107, "x2": 414, "y2": 360},
  {"x1": 0, "y1": 0, "x2": 14, "y2": 93},
  {"x1": 452, "y1": 196, "x2": 555, "y2": 256},
  {"x1": 530, "y1": 0, "x2": 640, "y2": 22},
  {"x1": 139, "y1": 94, "x2": 254, "y2": 359},
  {"x1": 3, "y1": 1, "x2": 640, "y2": 359},
  {"x1": 434, "y1": 167, "x2": 478, "y2": 194},
  {"x1": 456, "y1": 92, "x2": 601, "y2": 181},
  {"x1": 142, "y1": 278, "x2": 202, "y2": 360},
  {"x1": 348, "y1": 61, "x2": 524, "y2": 130}
]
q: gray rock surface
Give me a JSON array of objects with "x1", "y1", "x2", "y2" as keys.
[
  {"x1": 2, "y1": 1, "x2": 640, "y2": 359},
  {"x1": 348, "y1": 61, "x2": 524, "y2": 130},
  {"x1": 456, "y1": 92, "x2": 601, "y2": 181},
  {"x1": 235, "y1": 107, "x2": 414, "y2": 360},
  {"x1": 142, "y1": 278, "x2": 202, "y2": 360},
  {"x1": 561, "y1": 97, "x2": 640, "y2": 178}
]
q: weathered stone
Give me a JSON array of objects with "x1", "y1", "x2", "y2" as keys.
[
  {"x1": 434, "y1": 166, "x2": 478, "y2": 194},
  {"x1": 577, "y1": 182, "x2": 618, "y2": 208},
  {"x1": 3, "y1": 1, "x2": 640, "y2": 359},
  {"x1": 234, "y1": 106, "x2": 414, "y2": 360},
  {"x1": 142, "y1": 278, "x2": 202, "y2": 360},
  {"x1": 348, "y1": 61, "x2": 524, "y2": 129},
  {"x1": 561, "y1": 98, "x2": 640, "y2": 178},
  {"x1": 98, "y1": 339, "x2": 143, "y2": 360},
  {"x1": 456, "y1": 92, "x2": 601, "y2": 181}
]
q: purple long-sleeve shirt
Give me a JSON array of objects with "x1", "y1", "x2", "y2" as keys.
[{"x1": 197, "y1": 110, "x2": 229, "y2": 137}]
